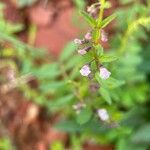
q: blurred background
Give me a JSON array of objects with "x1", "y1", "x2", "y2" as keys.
[{"x1": 0, "y1": 0, "x2": 150, "y2": 150}]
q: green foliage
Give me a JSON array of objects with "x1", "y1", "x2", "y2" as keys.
[
  {"x1": 80, "y1": 11, "x2": 97, "y2": 27},
  {"x1": 0, "y1": 138, "x2": 13, "y2": 150},
  {"x1": 1, "y1": 0, "x2": 150, "y2": 150},
  {"x1": 76, "y1": 108, "x2": 92, "y2": 125}
]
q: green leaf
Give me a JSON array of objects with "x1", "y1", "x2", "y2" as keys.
[
  {"x1": 39, "y1": 81, "x2": 66, "y2": 94},
  {"x1": 55, "y1": 120, "x2": 82, "y2": 133},
  {"x1": 48, "y1": 94, "x2": 74, "y2": 108},
  {"x1": 99, "y1": 87, "x2": 112, "y2": 104},
  {"x1": 131, "y1": 123, "x2": 150, "y2": 144},
  {"x1": 101, "y1": 14, "x2": 116, "y2": 28},
  {"x1": 100, "y1": 54, "x2": 118, "y2": 63},
  {"x1": 73, "y1": 0, "x2": 85, "y2": 10},
  {"x1": 94, "y1": 45, "x2": 104, "y2": 57},
  {"x1": 32, "y1": 63, "x2": 60, "y2": 79},
  {"x1": 60, "y1": 41, "x2": 77, "y2": 62},
  {"x1": 76, "y1": 108, "x2": 92, "y2": 125},
  {"x1": 80, "y1": 11, "x2": 96, "y2": 27},
  {"x1": 106, "y1": 77, "x2": 125, "y2": 89}
]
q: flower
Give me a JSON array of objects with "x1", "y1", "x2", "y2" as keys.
[
  {"x1": 78, "y1": 49, "x2": 87, "y2": 55},
  {"x1": 97, "y1": 108, "x2": 109, "y2": 121},
  {"x1": 101, "y1": 30, "x2": 108, "y2": 42},
  {"x1": 80, "y1": 65, "x2": 91, "y2": 76},
  {"x1": 78, "y1": 46, "x2": 91, "y2": 55},
  {"x1": 87, "y1": 5, "x2": 95, "y2": 13},
  {"x1": 74, "y1": 38, "x2": 83, "y2": 44},
  {"x1": 85, "y1": 32, "x2": 92, "y2": 40},
  {"x1": 99, "y1": 67, "x2": 111, "y2": 80}
]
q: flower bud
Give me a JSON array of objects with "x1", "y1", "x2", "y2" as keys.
[
  {"x1": 85, "y1": 32, "x2": 92, "y2": 40},
  {"x1": 101, "y1": 30, "x2": 108, "y2": 42},
  {"x1": 78, "y1": 49, "x2": 87, "y2": 55},
  {"x1": 74, "y1": 38, "x2": 83, "y2": 44},
  {"x1": 78, "y1": 46, "x2": 92, "y2": 55},
  {"x1": 99, "y1": 67, "x2": 111, "y2": 80},
  {"x1": 80, "y1": 65, "x2": 91, "y2": 76}
]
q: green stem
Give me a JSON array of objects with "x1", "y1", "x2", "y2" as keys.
[
  {"x1": 98, "y1": 0, "x2": 105, "y2": 27},
  {"x1": 93, "y1": 0, "x2": 105, "y2": 70}
]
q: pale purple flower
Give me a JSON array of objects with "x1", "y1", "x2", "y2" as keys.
[
  {"x1": 78, "y1": 46, "x2": 91, "y2": 55},
  {"x1": 78, "y1": 49, "x2": 87, "y2": 55},
  {"x1": 87, "y1": 5, "x2": 95, "y2": 13},
  {"x1": 85, "y1": 32, "x2": 92, "y2": 40},
  {"x1": 80, "y1": 65, "x2": 91, "y2": 76},
  {"x1": 97, "y1": 108, "x2": 109, "y2": 121},
  {"x1": 74, "y1": 38, "x2": 83, "y2": 44},
  {"x1": 101, "y1": 30, "x2": 108, "y2": 42},
  {"x1": 99, "y1": 67, "x2": 111, "y2": 80}
]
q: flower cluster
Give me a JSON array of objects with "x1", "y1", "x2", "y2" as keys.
[
  {"x1": 73, "y1": 0, "x2": 115, "y2": 123},
  {"x1": 74, "y1": 31, "x2": 111, "y2": 80}
]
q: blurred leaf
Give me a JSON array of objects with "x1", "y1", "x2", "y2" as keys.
[
  {"x1": 94, "y1": 45, "x2": 104, "y2": 57},
  {"x1": 55, "y1": 119, "x2": 109, "y2": 133},
  {"x1": 48, "y1": 94, "x2": 74, "y2": 108},
  {"x1": 60, "y1": 42, "x2": 77, "y2": 62},
  {"x1": 106, "y1": 77, "x2": 125, "y2": 89},
  {"x1": 0, "y1": 138, "x2": 13, "y2": 150},
  {"x1": 50, "y1": 141, "x2": 65, "y2": 150},
  {"x1": 32, "y1": 63, "x2": 60, "y2": 79},
  {"x1": 99, "y1": 87, "x2": 112, "y2": 104},
  {"x1": 101, "y1": 14, "x2": 116, "y2": 28},
  {"x1": 80, "y1": 11, "x2": 96, "y2": 27},
  {"x1": 117, "y1": 138, "x2": 148, "y2": 150},
  {"x1": 40, "y1": 81, "x2": 66, "y2": 94},
  {"x1": 73, "y1": 0, "x2": 86, "y2": 10},
  {"x1": 76, "y1": 108, "x2": 92, "y2": 125},
  {"x1": 131, "y1": 123, "x2": 150, "y2": 144},
  {"x1": 65, "y1": 56, "x2": 81, "y2": 70},
  {"x1": 100, "y1": 54, "x2": 118, "y2": 63}
]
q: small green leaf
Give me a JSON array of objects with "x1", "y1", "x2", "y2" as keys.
[
  {"x1": 106, "y1": 77, "x2": 125, "y2": 89},
  {"x1": 60, "y1": 42, "x2": 77, "y2": 62},
  {"x1": 99, "y1": 87, "x2": 112, "y2": 104},
  {"x1": 94, "y1": 45, "x2": 104, "y2": 57},
  {"x1": 80, "y1": 11, "x2": 96, "y2": 27},
  {"x1": 32, "y1": 63, "x2": 60, "y2": 79},
  {"x1": 48, "y1": 94, "x2": 74, "y2": 108},
  {"x1": 100, "y1": 54, "x2": 118, "y2": 63},
  {"x1": 131, "y1": 124, "x2": 150, "y2": 144},
  {"x1": 76, "y1": 108, "x2": 92, "y2": 125},
  {"x1": 40, "y1": 81, "x2": 66, "y2": 94},
  {"x1": 101, "y1": 14, "x2": 116, "y2": 28}
]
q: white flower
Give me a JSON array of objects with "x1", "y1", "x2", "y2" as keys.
[
  {"x1": 78, "y1": 49, "x2": 87, "y2": 55},
  {"x1": 80, "y1": 65, "x2": 91, "y2": 76},
  {"x1": 85, "y1": 32, "x2": 92, "y2": 40},
  {"x1": 87, "y1": 5, "x2": 95, "y2": 13},
  {"x1": 74, "y1": 38, "x2": 82, "y2": 44},
  {"x1": 97, "y1": 108, "x2": 109, "y2": 121},
  {"x1": 101, "y1": 30, "x2": 108, "y2": 42},
  {"x1": 78, "y1": 46, "x2": 91, "y2": 55},
  {"x1": 99, "y1": 67, "x2": 111, "y2": 80}
]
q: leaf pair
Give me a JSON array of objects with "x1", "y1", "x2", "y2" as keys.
[{"x1": 80, "y1": 11, "x2": 116, "y2": 29}]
